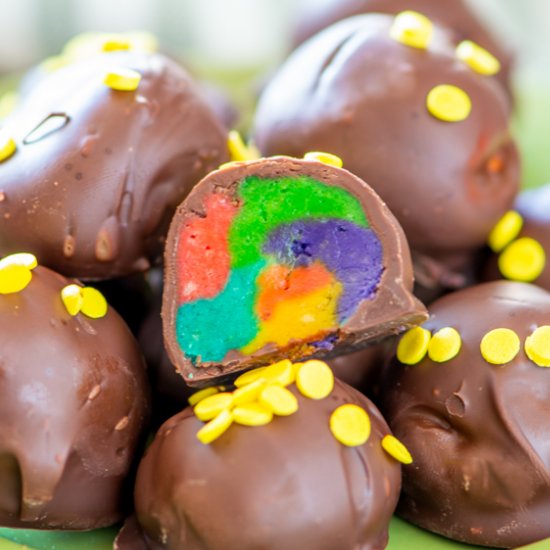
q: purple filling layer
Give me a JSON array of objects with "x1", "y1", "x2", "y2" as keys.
[{"x1": 263, "y1": 219, "x2": 384, "y2": 321}]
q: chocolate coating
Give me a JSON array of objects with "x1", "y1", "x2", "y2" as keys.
[
  {"x1": 0, "y1": 51, "x2": 228, "y2": 280},
  {"x1": 254, "y1": 14, "x2": 519, "y2": 292},
  {"x1": 163, "y1": 156, "x2": 426, "y2": 386},
  {"x1": 292, "y1": 0, "x2": 513, "y2": 95},
  {"x1": 0, "y1": 264, "x2": 150, "y2": 529},
  {"x1": 379, "y1": 282, "x2": 550, "y2": 547},
  {"x1": 135, "y1": 379, "x2": 401, "y2": 550}
]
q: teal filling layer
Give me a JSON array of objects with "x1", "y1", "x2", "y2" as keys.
[
  {"x1": 228, "y1": 175, "x2": 368, "y2": 267},
  {"x1": 175, "y1": 260, "x2": 265, "y2": 363}
]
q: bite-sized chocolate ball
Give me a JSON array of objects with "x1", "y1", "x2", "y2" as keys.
[
  {"x1": 163, "y1": 155, "x2": 426, "y2": 386},
  {"x1": 254, "y1": 13, "x2": 519, "y2": 295},
  {"x1": 134, "y1": 366, "x2": 404, "y2": 550},
  {"x1": 292, "y1": 0, "x2": 513, "y2": 96},
  {"x1": 379, "y1": 281, "x2": 550, "y2": 548},
  {"x1": 0, "y1": 50, "x2": 229, "y2": 280},
  {"x1": 483, "y1": 185, "x2": 550, "y2": 291},
  {"x1": 0, "y1": 254, "x2": 150, "y2": 529}
]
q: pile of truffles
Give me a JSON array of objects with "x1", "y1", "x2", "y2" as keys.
[{"x1": 0, "y1": 6, "x2": 549, "y2": 550}]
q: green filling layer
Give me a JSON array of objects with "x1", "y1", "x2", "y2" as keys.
[
  {"x1": 176, "y1": 260, "x2": 265, "y2": 362},
  {"x1": 228, "y1": 175, "x2": 368, "y2": 267}
]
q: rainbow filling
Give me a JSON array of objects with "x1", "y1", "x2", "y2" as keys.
[{"x1": 175, "y1": 175, "x2": 384, "y2": 363}]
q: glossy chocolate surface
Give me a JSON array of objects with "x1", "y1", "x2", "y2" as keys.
[
  {"x1": 379, "y1": 281, "x2": 550, "y2": 547},
  {"x1": 0, "y1": 265, "x2": 150, "y2": 529},
  {"x1": 134, "y1": 379, "x2": 401, "y2": 550},
  {"x1": 254, "y1": 14, "x2": 519, "y2": 293},
  {"x1": 292, "y1": 0, "x2": 513, "y2": 95},
  {"x1": 163, "y1": 156, "x2": 426, "y2": 386},
  {"x1": 0, "y1": 51, "x2": 228, "y2": 280}
]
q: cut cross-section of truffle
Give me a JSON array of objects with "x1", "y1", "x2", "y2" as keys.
[{"x1": 163, "y1": 155, "x2": 426, "y2": 386}]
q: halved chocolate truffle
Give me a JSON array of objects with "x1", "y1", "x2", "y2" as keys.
[
  {"x1": 379, "y1": 281, "x2": 550, "y2": 548},
  {"x1": 0, "y1": 254, "x2": 150, "y2": 529},
  {"x1": 0, "y1": 50, "x2": 228, "y2": 280},
  {"x1": 134, "y1": 363, "x2": 404, "y2": 550},
  {"x1": 163, "y1": 155, "x2": 426, "y2": 386},
  {"x1": 254, "y1": 13, "x2": 519, "y2": 297}
]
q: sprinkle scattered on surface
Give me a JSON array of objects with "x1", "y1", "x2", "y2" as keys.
[
  {"x1": 330, "y1": 404, "x2": 371, "y2": 447},
  {"x1": 428, "y1": 327, "x2": 462, "y2": 362},
  {"x1": 480, "y1": 328, "x2": 520, "y2": 365},
  {"x1": 397, "y1": 326, "x2": 431, "y2": 365},
  {"x1": 103, "y1": 68, "x2": 141, "y2": 91},
  {"x1": 382, "y1": 434, "x2": 413, "y2": 464},
  {"x1": 389, "y1": 10, "x2": 433, "y2": 50},
  {"x1": 456, "y1": 40, "x2": 501, "y2": 76},
  {"x1": 488, "y1": 211, "x2": 523, "y2": 253},
  {"x1": 498, "y1": 237, "x2": 546, "y2": 282},
  {"x1": 426, "y1": 84, "x2": 472, "y2": 122}
]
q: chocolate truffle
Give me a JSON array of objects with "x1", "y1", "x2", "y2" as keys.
[
  {"x1": 134, "y1": 363, "x2": 404, "y2": 550},
  {"x1": 483, "y1": 185, "x2": 549, "y2": 290},
  {"x1": 163, "y1": 155, "x2": 426, "y2": 386},
  {"x1": 379, "y1": 281, "x2": 550, "y2": 547},
  {"x1": 0, "y1": 253, "x2": 150, "y2": 529},
  {"x1": 254, "y1": 13, "x2": 519, "y2": 296},
  {"x1": 292, "y1": 0, "x2": 513, "y2": 96},
  {"x1": 0, "y1": 50, "x2": 228, "y2": 280}
]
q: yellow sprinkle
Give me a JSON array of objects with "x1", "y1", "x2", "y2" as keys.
[
  {"x1": 389, "y1": 10, "x2": 433, "y2": 50},
  {"x1": 525, "y1": 326, "x2": 550, "y2": 367},
  {"x1": 0, "y1": 253, "x2": 37, "y2": 270},
  {"x1": 61, "y1": 284, "x2": 84, "y2": 316},
  {"x1": 194, "y1": 392, "x2": 234, "y2": 421},
  {"x1": 381, "y1": 434, "x2": 413, "y2": 464},
  {"x1": 488, "y1": 211, "x2": 523, "y2": 253},
  {"x1": 498, "y1": 237, "x2": 546, "y2": 282},
  {"x1": 197, "y1": 409, "x2": 233, "y2": 444},
  {"x1": 330, "y1": 404, "x2": 371, "y2": 447},
  {"x1": 0, "y1": 264, "x2": 32, "y2": 294},
  {"x1": 295, "y1": 360, "x2": 334, "y2": 399},
  {"x1": 261, "y1": 359, "x2": 295, "y2": 387},
  {"x1": 188, "y1": 386, "x2": 220, "y2": 407},
  {"x1": 259, "y1": 385, "x2": 298, "y2": 416},
  {"x1": 0, "y1": 129, "x2": 16, "y2": 163},
  {"x1": 103, "y1": 68, "x2": 141, "y2": 91},
  {"x1": 397, "y1": 326, "x2": 431, "y2": 365},
  {"x1": 101, "y1": 37, "x2": 131, "y2": 52},
  {"x1": 227, "y1": 130, "x2": 259, "y2": 162},
  {"x1": 480, "y1": 328, "x2": 520, "y2": 365},
  {"x1": 232, "y1": 379, "x2": 266, "y2": 405},
  {"x1": 234, "y1": 367, "x2": 267, "y2": 388},
  {"x1": 233, "y1": 402, "x2": 273, "y2": 426},
  {"x1": 427, "y1": 327, "x2": 461, "y2": 362},
  {"x1": 80, "y1": 287, "x2": 108, "y2": 319},
  {"x1": 303, "y1": 151, "x2": 343, "y2": 168},
  {"x1": 456, "y1": 40, "x2": 501, "y2": 76},
  {"x1": 426, "y1": 84, "x2": 472, "y2": 122}
]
